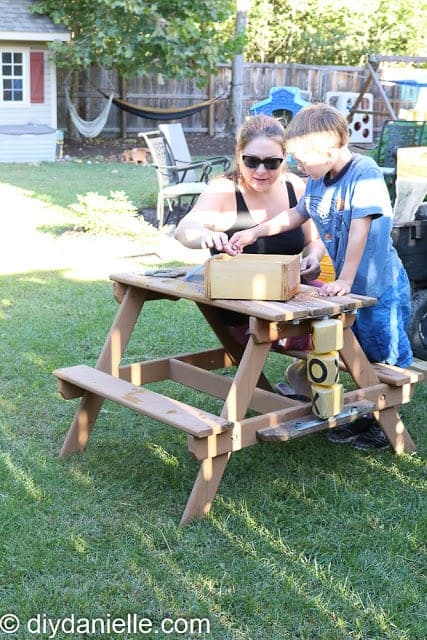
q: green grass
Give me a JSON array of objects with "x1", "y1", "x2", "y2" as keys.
[
  {"x1": 0, "y1": 160, "x2": 158, "y2": 211},
  {"x1": 0, "y1": 162, "x2": 426, "y2": 640}
]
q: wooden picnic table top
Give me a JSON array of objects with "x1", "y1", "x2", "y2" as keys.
[{"x1": 110, "y1": 271, "x2": 377, "y2": 323}]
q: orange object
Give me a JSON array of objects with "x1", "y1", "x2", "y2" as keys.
[{"x1": 319, "y1": 254, "x2": 335, "y2": 282}]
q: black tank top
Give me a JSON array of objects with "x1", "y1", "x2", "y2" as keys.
[
  {"x1": 211, "y1": 181, "x2": 305, "y2": 256},
  {"x1": 211, "y1": 181, "x2": 305, "y2": 325}
]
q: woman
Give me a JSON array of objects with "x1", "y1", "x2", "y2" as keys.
[{"x1": 175, "y1": 114, "x2": 325, "y2": 397}]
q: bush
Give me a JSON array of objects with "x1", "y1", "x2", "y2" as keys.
[{"x1": 70, "y1": 190, "x2": 143, "y2": 236}]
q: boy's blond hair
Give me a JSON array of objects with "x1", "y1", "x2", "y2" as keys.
[{"x1": 284, "y1": 103, "x2": 350, "y2": 149}]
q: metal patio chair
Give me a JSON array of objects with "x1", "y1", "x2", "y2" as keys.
[
  {"x1": 139, "y1": 128, "x2": 229, "y2": 227},
  {"x1": 158, "y1": 123, "x2": 230, "y2": 183},
  {"x1": 373, "y1": 120, "x2": 425, "y2": 202}
]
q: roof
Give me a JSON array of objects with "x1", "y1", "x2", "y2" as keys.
[{"x1": 0, "y1": 0, "x2": 69, "y2": 42}]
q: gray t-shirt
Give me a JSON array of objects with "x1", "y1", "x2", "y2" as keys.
[{"x1": 296, "y1": 153, "x2": 403, "y2": 298}]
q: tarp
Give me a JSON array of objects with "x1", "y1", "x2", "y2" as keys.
[
  {"x1": 383, "y1": 70, "x2": 427, "y2": 88},
  {"x1": 388, "y1": 79, "x2": 427, "y2": 88}
]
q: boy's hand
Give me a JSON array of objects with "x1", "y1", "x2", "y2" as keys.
[
  {"x1": 228, "y1": 228, "x2": 258, "y2": 253},
  {"x1": 318, "y1": 278, "x2": 351, "y2": 296}
]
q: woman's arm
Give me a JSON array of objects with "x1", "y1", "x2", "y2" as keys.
[
  {"x1": 228, "y1": 207, "x2": 306, "y2": 252},
  {"x1": 174, "y1": 178, "x2": 237, "y2": 252}
]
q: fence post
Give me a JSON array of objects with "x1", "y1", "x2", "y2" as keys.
[
  {"x1": 119, "y1": 75, "x2": 128, "y2": 138},
  {"x1": 208, "y1": 74, "x2": 215, "y2": 136}
]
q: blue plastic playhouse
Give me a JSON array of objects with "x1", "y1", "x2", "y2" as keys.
[{"x1": 249, "y1": 86, "x2": 310, "y2": 124}]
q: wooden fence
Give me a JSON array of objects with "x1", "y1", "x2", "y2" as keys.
[{"x1": 57, "y1": 62, "x2": 408, "y2": 140}]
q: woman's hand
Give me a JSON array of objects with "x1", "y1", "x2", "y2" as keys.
[
  {"x1": 200, "y1": 230, "x2": 239, "y2": 255},
  {"x1": 318, "y1": 278, "x2": 351, "y2": 296},
  {"x1": 300, "y1": 255, "x2": 321, "y2": 282}
]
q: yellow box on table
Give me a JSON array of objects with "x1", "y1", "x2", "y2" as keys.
[{"x1": 205, "y1": 254, "x2": 300, "y2": 301}]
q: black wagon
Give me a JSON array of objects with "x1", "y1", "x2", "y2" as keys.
[{"x1": 392, "y1": 203, "x2": 427, "y2": 360}]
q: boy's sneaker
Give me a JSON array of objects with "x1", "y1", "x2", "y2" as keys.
[
  {"x1": 351, "y1": 423, "x2": 390, "y2": 452},
  {"x1": 327, "y1": 416, "x2": 373, "y2": 443}
]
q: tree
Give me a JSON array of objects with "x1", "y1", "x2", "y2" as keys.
[
  {"x1": 32, "y1": 0, "x2": 241, "y2": 81},
  {"x1": 244, "y1": 0, "x2": 427, "y2": 66},
  {"x1": 230, "y1": 0, "x2": 251, "y2": 134}
]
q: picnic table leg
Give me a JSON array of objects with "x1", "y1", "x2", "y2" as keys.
[
  {"x1": 339, "y1": 326, "x2": 416, "y2": 454},
  {"x1": 181, "y1": 335, "x2": 271, "y2": 524},
  {"x1": 180, "y1": 453, "x2": 231, "y2": 525},
  {"x1": 374, "y1": 407, "x2": 416, "y2": 454},
  {"x1": 197, "y1": 302, "x2": 273, "y2": 391},
  {"x1": 60, "y1": 286, "x2": 145, "y2": 456},
  {"x1": 339, "y1": 325, "x2": 381, "y2": 388}
]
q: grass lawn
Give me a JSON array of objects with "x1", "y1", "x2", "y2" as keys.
[
  {"x1": 0, "y1": 161, "x2": 426, "y2": 640},
  {"x1": 0, "y1": 159, "x2": 158, "y2": 210}
]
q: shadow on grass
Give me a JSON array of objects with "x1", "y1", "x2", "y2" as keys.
[{"x1": 0, "y1": 268, "x2": 425, "y2": 640}]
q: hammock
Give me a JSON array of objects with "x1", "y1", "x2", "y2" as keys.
[
  {"x1": 65, "y1": 88, "x2": 114, "y2": 137},
  {"x1": 100, "y1": 91, "x2": 223, "y2": 121}
]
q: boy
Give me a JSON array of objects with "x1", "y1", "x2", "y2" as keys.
[{"x1": 228, "y1": 103, "x2": 413, "y2": 451}]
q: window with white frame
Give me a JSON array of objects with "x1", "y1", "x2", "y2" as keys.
[{"x1": 1, "y1": 51, "x2": 24, "y2": 102}]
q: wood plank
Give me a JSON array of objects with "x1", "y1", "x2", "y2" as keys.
[
  {"x1": 60, "y1": 284, "x2": 147, "y2": 456},
  {"x1": 54, "y1": 365, "x2": 231, "y2": 438},
  {"x1": 109, "y1": 273, "x2": 376, "y2": 323},
  {"x1": 366, "y1": 60, "x2": 397, "y2": 119},
  {"x1": 220, "y1": 337, "x2": 272, "y2": 421},
  {"x1": 118, "y1": 348, "x2": 234, "y2": 385},
  {"x1": 180, "y1": 452, "x2": 231, "y2": 525},
  {"x1": 119, "y1": 359, "x2": 170, "y2": 386},
  {"x1": 257, "y1": 400, "x2": 375, "y2": 441},
  {"x1": 197, "y1": 303, "x2": 273, "y2": 391},
  {"x1": 286, "y1": 350, "x2": 424, "y2": 387},
  {"x1": 57, "y1": 379, "x2": 86, "y2": 400},
  {"x1": 96, "y1": 285, "x2": 146, "y2": 376},
  {"x1": 372, "y1": 363, "x2": 424, "y2": 386},
  {"x1": 168, "y1": 359, "x2": 297, "y2": 413},
  {"x1": 188, "y1": 383, "x2": 408, "y2": 459},
  {"x1": 249, "y1": 318, "x2": 313, "y2": 344},
  {"x1": 375, "y1": 406, "x2": 416, "y2": 454}
]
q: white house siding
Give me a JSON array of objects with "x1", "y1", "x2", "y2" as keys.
[
  {"x1": 0, "y1": 125, "x2": 57, "y2": 162},
  {"x1": 0, "y1": 43, "x2": 53, "y2": 127},
  {"x1": 0, "y1": 42, "x2": 59, "y2": 161}
]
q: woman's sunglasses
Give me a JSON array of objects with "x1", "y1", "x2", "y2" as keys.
[{"x1": 241, "y1": 155, "x2": 284, "y2": 170}]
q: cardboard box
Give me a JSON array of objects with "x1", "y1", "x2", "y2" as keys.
[{"x1": 205, "y1": 254, "x2": 300, "y2": 300}]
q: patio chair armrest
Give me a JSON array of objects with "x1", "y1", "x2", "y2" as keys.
[
  {"x1": 151, "y1": 160, "x2": 209, "y2": 175},
  {"x1": 205, "y1": 156, "x2": 231, "y2": 171},
  {"x1": 173, "y1": 158, "x2": 212, "y2": 171},
  {"x1": 178, "y1": 160, "x2": 215, "y2": 183},
  {"x1": 151, "y1": 162, "x2": 185, "y2": 171}
]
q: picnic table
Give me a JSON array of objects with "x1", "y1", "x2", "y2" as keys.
[{"x1": 54, "y1": 271, "x2": 422, "y2": 524}]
